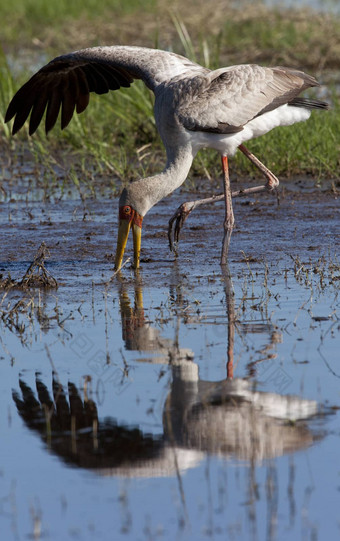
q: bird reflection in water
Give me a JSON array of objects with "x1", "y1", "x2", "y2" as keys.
[{"x1": 13, "y1": 269, "x2": 325, "y2": 476}]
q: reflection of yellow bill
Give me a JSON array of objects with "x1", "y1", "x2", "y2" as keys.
[{"x1": 114, "y1": 219, "x2": 142, "y2": 270}]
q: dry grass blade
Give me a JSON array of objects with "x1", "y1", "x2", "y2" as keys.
[
  {"x1": 19, "y1": 242, "x2": 58, "y2": 289},
  {"x1": 0, "y1": 242, "x2": 58, "y2": 291}
]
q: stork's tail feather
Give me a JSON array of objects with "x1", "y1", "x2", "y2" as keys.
[{"x1": 289, "y1": 97, "x2": 330, "y2": 110}]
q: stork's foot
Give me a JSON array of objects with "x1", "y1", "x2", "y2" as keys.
[
  {"x1": 167, "y1": 145, "x2": 281, "y2": 256},
  {"x1": 238, "y1": 144, "x2": 280, "y2": 192},
  {"x1": 168, "y1": 201, "x2": 196, "y2": 253}
]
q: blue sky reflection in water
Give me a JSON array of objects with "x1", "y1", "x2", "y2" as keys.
[{"x1": 0, "y1": 189, "x2": 339, "y2": 540}]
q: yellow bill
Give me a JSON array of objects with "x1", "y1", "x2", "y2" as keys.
[
  {"x1": 132, "y1": 222, "x2": 142, "y2": 269},
  {"x1": 114, "y1": 218, "x2": 131, "y2": 270},
  {"x1": 114, "y1": 205, "x2": 143, "y2": 270}
]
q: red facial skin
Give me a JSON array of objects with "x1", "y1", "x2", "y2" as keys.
[{"x1": 119, "y1": 205, "x2": 143, "y2": 228}]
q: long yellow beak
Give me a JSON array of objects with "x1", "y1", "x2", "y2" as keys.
[
  {"x1": 115, "y1": 218, "x2": 131, "y2": 270},
  {"x1": 114, "y1": 207, "x2": 143, "y2": 270},
  {"x1": 132, "y1": 222, "x2": 142, "y2": 269}
]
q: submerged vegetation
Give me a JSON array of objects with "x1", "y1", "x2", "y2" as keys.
[{"x1": 0, "y1": 0, "x2": 339, "y2": 195}]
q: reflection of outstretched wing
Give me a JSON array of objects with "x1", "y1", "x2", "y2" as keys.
[
  {"x1": 13, "y1": 371, "x2": 326, "y2": 475},
  {"x1": 13, "y1": 375, "x2": 167, "y2": 472}
]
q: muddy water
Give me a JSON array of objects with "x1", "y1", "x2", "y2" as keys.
[{"x1": 0, "y1": 183, "x2": 339, "y2": 541}]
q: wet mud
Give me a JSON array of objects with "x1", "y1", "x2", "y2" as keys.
[{"x1": 1, "y1": 181, "x2": 338, "y2": 287}]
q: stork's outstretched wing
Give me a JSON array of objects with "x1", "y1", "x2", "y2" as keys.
[
  {"x1": 176, "y1": 64, "x2": 323, "y2": 134},
  {"x1": 5, "y1": 45, "x2": 204, "y2": 135}
]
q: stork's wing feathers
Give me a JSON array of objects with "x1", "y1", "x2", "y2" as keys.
[
  {"x1": 177, "y1": 65, "x2": 321, "y2": 134},
  {"x1": 5, "y1": 46, "x2": 204, "y2": 135},
  {"x1": 5, "y1": 46, "x2": 323, "y2": 137}
]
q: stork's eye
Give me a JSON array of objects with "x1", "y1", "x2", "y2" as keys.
[{"x1": 123, "y1": 206, "x2": 132, "y2": 214}]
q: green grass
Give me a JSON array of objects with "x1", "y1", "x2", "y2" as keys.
[
  {"x1": 232, "y1": 104, "x2": 339, "y2": 181},
  {"x1": 0, "y1": 0, "x2": 157, "y2": 49},
  {"x1": 0, "y1": 1, "x2": 339, "y2": 195}
]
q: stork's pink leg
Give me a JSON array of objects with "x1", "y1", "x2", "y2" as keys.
[{"x1": 238, "y1": 144, "x2": 280, "y2": 191}]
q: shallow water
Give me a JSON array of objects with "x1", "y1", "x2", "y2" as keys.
[
  {"x1": 0, "y1": 183, "x2": 339, "y2": 540},
  {"x1": 264, "y1": 0, "x2": 340, "y2": 14}
]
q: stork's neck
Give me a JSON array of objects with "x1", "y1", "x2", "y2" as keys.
[{"x1": 128, "y1": 144, "x2": 194, "y2": 216}]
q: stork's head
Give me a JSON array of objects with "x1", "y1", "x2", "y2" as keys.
[{"x1": 114, "y1": 186, "x2": 145, "y2": 270}]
